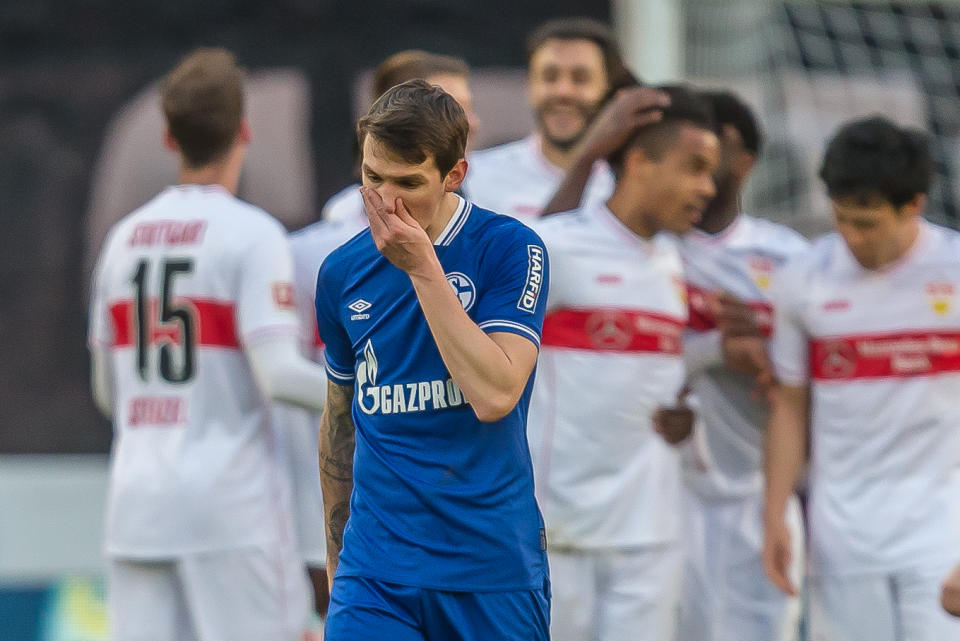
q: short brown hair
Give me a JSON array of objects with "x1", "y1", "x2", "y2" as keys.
[
  {"x1": 373, "y1": 50, "x2": 469, "y2": 100},
  {"x1": 357, "y1": 79, "x2": 468, "y2": 177},
  {"x1": 161, "y1": 48, "x2": 244, "y2": 168},
  {"x1": 526, "y1": 17, "x2": 633, "y2": 91}
]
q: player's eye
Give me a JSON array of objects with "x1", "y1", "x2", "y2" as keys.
[
  {"x1": 365, "y1": 173, "x2": 382, "y2": 184},
  {"x1": 541, "y1": 68, "x2": 560, "y2": 83},
  {"x1": 571, "y1": 69, "x2": 593, "y2": 85}
]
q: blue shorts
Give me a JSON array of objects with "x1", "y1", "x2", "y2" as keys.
[{"x1": 325, "y1": 575, "x2": 550, "y2": 641}]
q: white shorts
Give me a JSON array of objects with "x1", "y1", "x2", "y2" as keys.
[
  {"x1": 808, "y1": 564, "x2": 960, "y2": 641},
  {"x1": 678, "y1": 490, "x2": 803, "y2": 641},
  {"x1": 275, "y1": 404, "x2": 327, "y2": 566},
  {"x1": 548, "y1": 543, "x2": 682, "y2": 641},
  {"x1": 108, "y1": 542, "x2": 310, "y2": 641}
]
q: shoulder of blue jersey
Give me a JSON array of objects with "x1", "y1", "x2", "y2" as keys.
[
  {"x1": 316, "y1": 226, "x2": 373, "y2": 276},
  {"x1": 464, "y1": 203, "x2": 546, "y2": 250}
]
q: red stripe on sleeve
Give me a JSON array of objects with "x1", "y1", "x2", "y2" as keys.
[{"x1": 542, "y1": 308, "x2": 684, "y2": 354}]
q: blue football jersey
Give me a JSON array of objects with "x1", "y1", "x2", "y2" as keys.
[{"x1": 315, "y1": 196, "x2": 550, "y2": 591}]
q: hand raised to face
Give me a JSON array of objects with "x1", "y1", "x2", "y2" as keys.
[
  {"x1": 360, "y1": 186, "x2": 436, "y2": 276},
  {"x1": 578, "y1": 86, "x2": 671, "y2": 160}
]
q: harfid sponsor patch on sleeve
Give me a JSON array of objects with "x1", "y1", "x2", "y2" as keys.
[{"x1": 517, "y1": 244, "x2": 545, "y2": 314}]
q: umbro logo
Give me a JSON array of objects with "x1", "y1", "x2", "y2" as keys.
[{"x1": 349, "y1": 299, "x2": 372, "y2": 321}]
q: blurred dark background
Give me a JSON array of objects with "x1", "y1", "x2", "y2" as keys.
[{"x1": 0, "y1": 0, "x2": 609, "y2": 453}]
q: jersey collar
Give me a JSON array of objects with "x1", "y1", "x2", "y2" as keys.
[
  {"x1": 589, "y1": 200, "x2": 655, "y2": 251},
  {"x1": 168, "y1": 183, "x2": 232, "y2": 197},
  {"x1": 433, "y1": 194, "x2": 471, "y2": 247}
]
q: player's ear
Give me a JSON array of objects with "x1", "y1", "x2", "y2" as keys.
[
  {"x1": 623, "y1": 146, "x2": 653, "y2": 179},
  {"x1": 443, "y1": 158, "x2": 468, "y2": 193},
  {"x1": 732, "y1": 148, "x2": 756, "y2": 180},
  {"x1": 163, "y1": 128, "x2": 180, "y2": 153},
  {"x1": 900, "y1": 193, "x2": 926, "y2": 218},
  {"x1": 237, "y1": 118, "x2": 252, "y2": 145}
]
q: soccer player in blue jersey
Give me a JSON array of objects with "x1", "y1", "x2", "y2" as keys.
[{"x1": 315, "y1": 79, "x2": 551, "y2": 641}]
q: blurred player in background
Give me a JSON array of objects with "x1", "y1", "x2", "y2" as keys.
[
  {"x1": 539, "y1": 84, "x2": 807, "y2": 640},
  {"x1": 322, "y1": 50, "x2": 479, "y2": 224},
  {"x1": 527, "y1": 85, "x2": 718, "y2": 641},
  {"x1": 675, "y1": 90, "x2": 808, "y2": 641},
  {"x1": 88, "y1": 48, "x2": 329, "y2": 641},
  {"x1": 464, "y1": 17, "x2": 640, "y2": 218},
  {"x1": 317, "y1": 80, "x2": 550, "y2": 641},
  {"x1": 764, "y1": 116, "x2": 960, "y2": 641}
]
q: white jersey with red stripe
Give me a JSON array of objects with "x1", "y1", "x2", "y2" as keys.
[
  {"x1": 770, "y1": 220, "x2": 960, "y2": 576},
  {"x1": 680, "y1": 215, "x2": 809, "y2": 498},
  {"x1": 527, "y1": 203, "x2": 687, "y2": 548},
  {"x1": 289, "y1": 215, "x2": 368, "y2": 362},
  {"x1": 270, "y1": 215, "x2": 367, "y2": 565},
  {"x1": 464, "y1": 135, "x2": 614, "y2": 220},
  {"x1": 89, "y1": 184, "x2": 301, "y2": 557}
]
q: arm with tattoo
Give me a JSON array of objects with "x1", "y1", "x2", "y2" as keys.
[{"x1": 319, "y1": 379, "x2": 355, "y2": 586}]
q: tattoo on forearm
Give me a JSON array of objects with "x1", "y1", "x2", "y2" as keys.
[
  {"x1": 319, "y1": 381, "x2": 355, "y2": 563},
  {"x1": 327, "y1": 501, "x2": 350, "y2": 549}
]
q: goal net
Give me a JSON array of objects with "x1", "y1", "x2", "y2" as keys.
[{"x1": 683, "y1": 0, "x2": 960, "y2": 234}]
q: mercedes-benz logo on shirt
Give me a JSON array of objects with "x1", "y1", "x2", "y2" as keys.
[
  {"x1": 446, "y1": 272, "x2": 476, "y2": 311},
  {"x1": 820, "y1": 340, "x2": 857, "y2": 379},
  {"x1": 586, "y1": 311, "x2": 633, "y2": 350}
]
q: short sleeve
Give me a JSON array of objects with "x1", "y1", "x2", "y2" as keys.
[
  {"x1": 236, "y1": 220, "x2": 300, "y2": 344},
  {"x1": 315, "y1": 254, "x2": 355, "y2": 382},
  {"x1": 768, "y1": 264, "x2": 809, "y2": 386},
  {"x1": 473, "y1": 225, "x2": 550, "y2": 348}
]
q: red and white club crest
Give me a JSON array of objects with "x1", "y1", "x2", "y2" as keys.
[{"x1": 925, "y1": 281, "x2": 955, "y2": 316}]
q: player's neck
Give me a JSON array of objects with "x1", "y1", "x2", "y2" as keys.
[
  {"x1": 422, "y1": 192, "x2": 462, "y2": 243},
  {"x1": 538, "y1": 137, "x2": 577, "y2": 172},
  {"x1": 877, "y1": 217, "x2": 922, "y2": 270},
  {"x1": 177, "y1": 149, "x2": 243, "y2": 195},
  {"x1": 605, "y1": 192, "x2": 655, "y2": 240},
  {"x1": 697, "y1": 195, "x2": 740, "y2": 235}
]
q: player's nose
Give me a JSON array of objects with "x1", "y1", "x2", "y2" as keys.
[
  {"x1": 373, "y1": 185, "x2": 399, "y2": 213},
  {"x1": 700, "y1": 174, "x2": 717, "y2": 201},
  {"x1": 548, "y1": 74, "x2": 579, "y2": 99}
]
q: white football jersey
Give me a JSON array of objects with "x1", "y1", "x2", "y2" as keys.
[
  {"x1": 320, "y1": 183, "x2": 368, "y2": 226},
  {"x1": 528, "y1": 203, "x2": 687, "y2": 548},
  {"x1": 89, "y1": 184, "x2": 301, "y2": 557},
  {"x1": 680, "y1": 215, "x2": 809, "y2": 498},
  {"x1": 272, "y1": 216, "x2": 367, "y2": 564},
  {"x1": 770, "y1": 220, "x2": 960, "y2": 576},
  {"x1": 464, "y1": 135, "x2": 614, "y2": 219}
]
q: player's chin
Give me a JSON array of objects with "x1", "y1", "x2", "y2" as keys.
[
  {"x1": 543, "y1": 123, "x2": 586, "y2": 149},
  {"x1": 671, "y1": 207, "x2": 702, "y2": 233}
]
